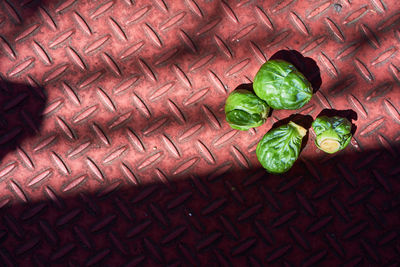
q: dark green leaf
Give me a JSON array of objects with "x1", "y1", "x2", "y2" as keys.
[
  {"x1": 253, "y1": 60, "x2": 312, "y2": 110},
  {"x1": 224, "y1": 89, "x2": 270, "y2": 131},
  {"x1": 311, "y1": 116, "x2": 352, "y2": 154},
  {"x1": 256, "y1": 121, "x2": 306, "y2": 174}
]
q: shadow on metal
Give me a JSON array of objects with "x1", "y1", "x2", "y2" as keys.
[
  {"x1": 0, "y1": 143, "x2": 398, "y2": 266},
  {"x1": 0, "y1": 80, "x2": 46, "y2": 163}
]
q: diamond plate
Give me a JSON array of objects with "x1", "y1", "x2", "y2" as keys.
[{"x1": 0, "y1": 0, "x2": 399, "y2": 266}]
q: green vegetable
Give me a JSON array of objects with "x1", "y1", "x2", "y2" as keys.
[
  {"x1": 256, "y1": 121, "x2": 306, "y2": 174},
  {"x1": 311, "y1": 116, "x2": 352, "y2": 154},
  {"x1": 253, "y1": 59, "x2": 313, "y2": 110},
  {"x1": 225, "y1": 89, "x2": 270, "y2": 131}
]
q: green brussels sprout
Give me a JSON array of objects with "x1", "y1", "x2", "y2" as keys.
[
  {"x1": 311, "y1": 116, "x2": 352, "y2": 154},
  {"x1": 225, "y1": 89, "x2": 270, "y2": 131},
  {"x1": 253, "y1": 59, "x2": 313, "y2": 110},
  {"x1": 256, "y1": 121, "x2": 307, "y2": 174}
]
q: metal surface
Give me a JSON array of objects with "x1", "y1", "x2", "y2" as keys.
[{"x1": 0, "y1": 0, "x2": 399, "y2": 266}]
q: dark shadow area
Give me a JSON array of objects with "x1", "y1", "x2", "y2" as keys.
[
  {"x1": 0, "y1": 80, "x2": 46, "y2": 163},
  {"x1": 270, "y1": 113, "x2": 314, "y2": 153},
  {"x1": 0, "y1": 145, "x2": 398, "y2": 266},
  {"x1": 270, "y1": 114, "x2": 314, "y2": 130},
  {"x1": 269, "y1": 50, "x2": 322, "y2": 94},
  {"x1": 233, "y1": 83, "x2": 253, "y2": 92},
  {"x1": 317, "y1": 109, "x2": 358, "y2": 135}
]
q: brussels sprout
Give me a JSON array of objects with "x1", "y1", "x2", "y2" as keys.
[
  {"x1": 311, "y1": 116, "x2": 352, "y2": 154},
  {"x1": 225, "y1": 89, "x2": 270, "y2": 131},
  {"x1": 256, "y1": 121, "x2": 307, "y2": 174},
  {"x1": 253, "y1": 60, "x2": 313, "y2": 110}
]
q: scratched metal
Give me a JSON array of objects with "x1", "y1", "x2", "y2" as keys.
[{"x1": 0, "y1": 0, "x2": 399, "y2": 266}]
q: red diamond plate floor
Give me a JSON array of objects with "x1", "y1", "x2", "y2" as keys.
[{"x1": 0, "y1": 0, "x2": 399, "y2": 266}]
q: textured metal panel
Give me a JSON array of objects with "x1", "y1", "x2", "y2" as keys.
[{"x1": 0, "y1": 0, "x2": 399, "y2": 266}]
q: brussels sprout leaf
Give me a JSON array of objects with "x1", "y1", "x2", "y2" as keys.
[
  {"x1": 225, "y1": 89, "x2": 270, "y2": 131},
  {"x1": 312, "y1": 116, "x2": 352, "y2": 154},
  {"x1": 253, "y1": 60, "x2": 313, "y2": 110},
  {"x1": 256, "y1": 121, "x2": 306, "y2": 174}
]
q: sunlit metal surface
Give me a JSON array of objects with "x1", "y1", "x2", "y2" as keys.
[{"x1": 0, "y1": 0, "x2": 399, "y2": 265}]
